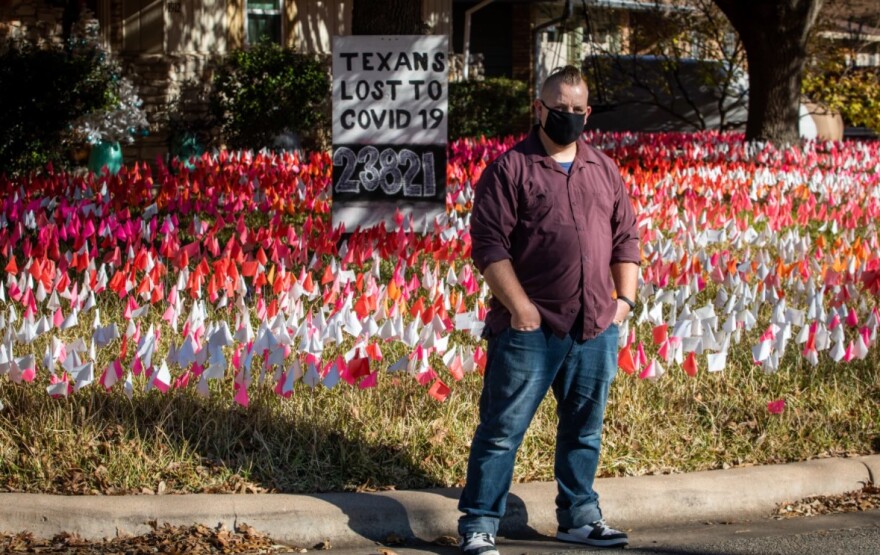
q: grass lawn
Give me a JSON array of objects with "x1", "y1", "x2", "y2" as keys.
[{"x1": 1, "y1": 344, "x2": 877, "y2": 494}]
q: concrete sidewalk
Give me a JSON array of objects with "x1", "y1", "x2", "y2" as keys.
[{"x1": 2, "y1": 455, "x2": 877, "y2": 549}]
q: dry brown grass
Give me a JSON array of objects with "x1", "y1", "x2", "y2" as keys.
[{"x1": 1, "y1": 338, "x2": 877, "y2": 495}]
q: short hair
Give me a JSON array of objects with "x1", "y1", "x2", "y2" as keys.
[{"x1": 540, "y1": 65, "x2": 588, "y2": 96}]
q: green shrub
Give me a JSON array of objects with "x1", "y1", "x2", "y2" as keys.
[
  {"x1": 0, "y1": 39, "x2": 114, "y2": 176},
  {"x1": 448, "y1": 77, "x2": 532, "y2": 140},
  {"x1": 164, "y1": 79, "x2": 215, "y2": 163},
  {"x1": 210, "y1": 41, "x2": 330, "y2": 151},
  {"x1": 803, "y1": 56, "x2": 880, "y2": 132}
]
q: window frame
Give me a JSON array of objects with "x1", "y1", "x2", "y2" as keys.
[{"x1": 245, "y1": 0, "x2": 284, "y2": 46}]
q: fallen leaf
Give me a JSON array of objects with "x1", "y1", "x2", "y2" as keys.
[
  {"x1": 384, "y1": 532, "x2": 406, "y2": 545},
  {"x1": 433, "y1": 535, "x2": 459, "y2": 546}
]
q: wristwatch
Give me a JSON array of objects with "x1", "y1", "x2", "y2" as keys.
[{"x1": 616, "y1": 295, "x2": 636, "y2": 310}]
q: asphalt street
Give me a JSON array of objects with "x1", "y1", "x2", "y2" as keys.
[{"x1": 320, "y1": 510, "x2": 880, "y2": 555}]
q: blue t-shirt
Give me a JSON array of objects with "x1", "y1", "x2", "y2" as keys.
[{"x1": 558, "y1": 161, "x2": 573, "y2": 173}]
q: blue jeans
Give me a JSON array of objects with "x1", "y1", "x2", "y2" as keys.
[{"x1": 458, "y1": 323, "x2": 619, "y2": 536}]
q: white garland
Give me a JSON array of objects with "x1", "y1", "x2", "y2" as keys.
[{"x1": 72, "y1": 74, "x2": 149, "y2": 145}]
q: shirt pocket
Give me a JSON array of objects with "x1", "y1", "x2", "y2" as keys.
[
  {"x1": 519, "y1": 179, "x2": 554, "y2": 222},
  {"x1": 575, "y1": 177, "x2": 614, "y2": 231}
]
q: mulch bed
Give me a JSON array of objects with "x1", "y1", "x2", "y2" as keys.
[
  {"x1": 0, "y1": 521, "x2": 300, "y2": 554},
  {"x1": 774, "y1": 483, "x2": 880, "y2": 518}
]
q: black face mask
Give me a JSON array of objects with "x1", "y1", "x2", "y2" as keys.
[{"x1": 540, "y1": 100, "x2": 586, "y2": 146}]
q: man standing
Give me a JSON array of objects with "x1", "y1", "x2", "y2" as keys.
[{"x1": 458, "y1": 65, "x2": 640, "y2": 554}]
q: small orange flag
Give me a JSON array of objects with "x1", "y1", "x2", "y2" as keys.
[
  {"x1": 428, "y1": 379, "x2": 450, "y2": 402},
  {"x1": 618, "y1": 346, "x2": 635, "y2": 375},
  {"x1": 410, "y1": 297, "x2": 425, "y2": 318},
  {"x1": 682, "y1": 352, "x2": 698, "y2": 377},
  {"x1": 4, "y1": 257, "x2": 17, "y2": 275},
  {"x1": 652, "y1": 324, "x2": 668, "y2": 345},
  {"x1": 387, "y1": 279, "x2": 401, "y2": 301},
  {"x1": 302, "y1": 272, "x2": 315, "y2": 293},
  {"x1": 321, "y1": 264, "x2": 334, "y2": 285},
  {"x1": 241, "y1": 260, "x2": 258, "y2": 277}
]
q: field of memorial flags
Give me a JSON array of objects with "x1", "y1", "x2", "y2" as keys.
[{"x1": 0, "y1": 131, "x2": 878, "y2": 411}]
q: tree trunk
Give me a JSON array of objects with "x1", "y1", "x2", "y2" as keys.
[
  {"x1": 740, "y1": 21, "x2": 809, "y2": 144},
  {"x1": 713, "y1": 0, "x2": 824, "y2": 143},
  {"x1": 351, "y1": 0, "x2": 425, "y2": 35}
]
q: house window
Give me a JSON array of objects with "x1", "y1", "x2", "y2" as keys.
[
  {"x1": 247, "y1": 0, "x2": 282, "y2": 45},
  {"x1": 721, "y1": 31, "x2": 738, "y2": 59},
  {"x1": 689, "y1": 30, "x2": 706, "y2": 60},
  {"x1": 122, "y1": 0, "x2": 164, "y2": 54},
  {"x1": 584, "y1": 9, "x2": 623, "y2": 56},
  {"x1": 855, "y1": 51, "x2": 880, "y2": 68}
]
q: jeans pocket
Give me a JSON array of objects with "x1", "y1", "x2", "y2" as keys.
[{"x1": 504, "y1": 325, "x2": 547, "y2": 352}]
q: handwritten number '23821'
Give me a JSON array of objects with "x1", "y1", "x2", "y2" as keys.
[{"x1": 333, "y1": 146, "x2": 436, "y2": 197}]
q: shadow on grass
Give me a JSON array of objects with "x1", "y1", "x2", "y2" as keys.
[
  {"x1": 90, "y1": 388, "x2": 442, "y2": 494},
  {"x1": 0, "y1": 382, "x2": 545, "y2": 544}
]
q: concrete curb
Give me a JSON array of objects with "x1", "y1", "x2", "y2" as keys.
[
  {"x1": 1, "y1": 455, "x2": 876, "y2": 548},
  {"x1": 861, "y1": 454, "x2": 880, "y2": 484}
]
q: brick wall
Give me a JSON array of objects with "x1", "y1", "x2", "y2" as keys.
[
  {"x1": 1, "y1": 0, "x2": 80, "y2": 45},
  {"x1": 120, "y1": 52, "x2": 216, "y2": 164}
]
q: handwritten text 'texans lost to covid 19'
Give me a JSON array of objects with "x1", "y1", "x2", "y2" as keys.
[{"x1": 335, "y1": 50, "x2": 447, "y2": 132}]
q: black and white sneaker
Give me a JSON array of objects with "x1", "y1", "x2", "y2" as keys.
[
  {"x1": 459, "y1": 532, "x2": 500, "y2": 555},
  {"x1": 557, "y1": 519, "x2": 629, "y2": 547}
]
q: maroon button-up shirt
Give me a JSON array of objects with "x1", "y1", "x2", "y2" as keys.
[{"x1": 470, "y1": 126, "x2": 641, "y2": 340}]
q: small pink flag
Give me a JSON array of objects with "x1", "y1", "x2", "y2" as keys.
[
  {"x1": 417, "y1": 367, "x2": 438, "y2": 386},
  {"x1": 846, "y1": 307, "x2": 858, "y2": 327},
  {"x1": 474, "y1": 346, "x2": 487, "y2": 373},
  {"x1": 639, "y1": 359, "x2": 656, "y2": 380},
  {"x1": 234, "y1": 382, "x2": 250, "y2": 407},
  {"x1": 132, "y1": 357, "x2": 144, "y2": 376},
  {"x1": 657, "y1": 340, "x2": 670, "y2": 361},
  {"x1": 448, "y1": 355, "x2": 465, "y2": 381},
  {"x1": 152, "y1": 365, "x2": 171, "y2": 394},
  {"x1": 635, "y1": 342, "x2": 647, "y2": 368},
  {"x1": 358, "y1": 371, "x2": 378, "y2": 389},
  {"x1": 767, "y1": 399, "x2": 785, "y2": 414},
  {"x1": 828, "y1": 314, "x2": 841, "y2": 330}
]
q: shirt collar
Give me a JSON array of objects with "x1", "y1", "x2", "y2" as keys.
[{"x1": 522, "y1": 124, "x2": 602, "y2": 168}]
